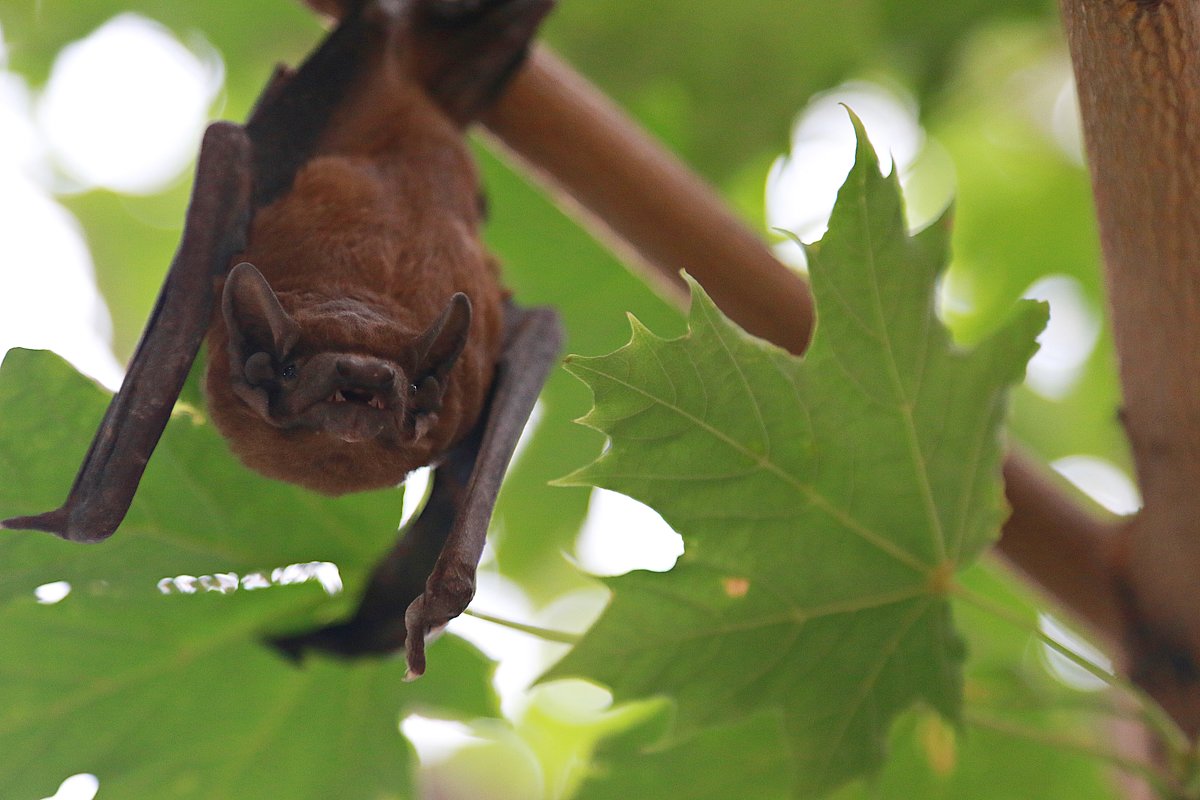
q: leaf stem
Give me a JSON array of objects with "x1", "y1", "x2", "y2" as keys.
[
  {"x1": 964, "y1": 711, "x2": 1173, "y2": 798},
  {"x1": 951, "y1": 582, "x2": 1191, "y2": 756},
  {"x1": 972, "y1": 692, "x2": 1144, "y2": 723},
  {"x1": 462, "y1": 608, "x2": 582, "y2": 644}
]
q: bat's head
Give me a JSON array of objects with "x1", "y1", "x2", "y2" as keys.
[{"x1": 207, "y1": 262, "x2": 474, "y2": 493}]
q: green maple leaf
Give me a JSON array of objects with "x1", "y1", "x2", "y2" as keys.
[
  {"x1": 548, "y1": 117, "x2": 1047, "y2": 795},
  {"x1": 0, "y1": 349, "x2": 497, "y2": 799}
]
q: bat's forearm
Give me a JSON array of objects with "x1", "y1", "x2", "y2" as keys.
[{"x1": 2, "y1": 123, "x2": 253, "y2": 543}]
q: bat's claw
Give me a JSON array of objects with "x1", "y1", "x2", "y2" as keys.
[
  {"x1": 403, "y1": 571, "x2": 475, "y2": 679},
  {"x1": 1, "y1": 507, "x2": 113, "y2": 543}
]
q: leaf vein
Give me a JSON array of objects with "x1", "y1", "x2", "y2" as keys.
[
  {"x1": 568, "y1": 362, "x2": 931, "y2": 575},
  {"x1": 812, "y1": 596, "x2": 933, "y2": 784},
  {"x1": 856, "y1": 186, "x2": 948, "y2": 564}
]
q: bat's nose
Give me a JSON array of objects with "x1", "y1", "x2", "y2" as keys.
[{"x1": 335, "y1": 356, "x2": 396, "y2": 389}]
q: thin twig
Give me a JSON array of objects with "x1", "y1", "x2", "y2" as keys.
[
  {"x1": 462, "y1": 607, "x2": 582, "y2": 644},
  {"x1": 965, "y1": 711, "x2": 1173, "y2": 798},
  {"x1": 952, "y1": 582, "x2": 1189, "y2": 757}
]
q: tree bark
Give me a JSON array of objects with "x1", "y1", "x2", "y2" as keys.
[{"x1": 1060, "y1": 0, "x2": 1200, "y2": 735}]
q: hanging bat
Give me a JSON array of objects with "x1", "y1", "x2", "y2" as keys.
[{"x1": 2, "y1": 0, "x2": 561, "y2": 678}]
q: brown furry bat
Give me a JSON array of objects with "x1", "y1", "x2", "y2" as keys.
[
  {"x1": 205, "y1": 42, "x2": 505, "y2": 495},
  {"x1": 4, "y1": 0, "x2": 560, "y2": 673}
]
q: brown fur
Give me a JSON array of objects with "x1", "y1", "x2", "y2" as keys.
[{"x1": 204, "y1": 33, "x2": 505, "y2": 496}]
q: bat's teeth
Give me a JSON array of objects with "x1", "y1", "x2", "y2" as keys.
[
  {"x1": 370, "y1": 395, "x2": 385, "y2": 410},
  {"x1": 334, "y1": 390, "x2": 346, "y2": 403}
]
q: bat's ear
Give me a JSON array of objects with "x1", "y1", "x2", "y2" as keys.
[
  {"x1": 223, "y1": 262, "x2": 300, "y2": 360},
  {"x1": 410, "y1": 293, "x2": 472, "y2": 425},
  {"x1": 414, "y1": 292, "x2": 472, "y2": 382}
]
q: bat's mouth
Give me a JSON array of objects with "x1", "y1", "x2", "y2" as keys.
[
  {"x1": 309, "y1": 377, "x2": 405, "y2": 444},
  {"x1": 259, "y1": 353, "x2": 406, "y2": 443},
  {"x1": 315, "y1": 398, "x2": 396, "y2": 443},
  {"x1": 329, "y1": 388, "x2": 388, "y2": 410}
]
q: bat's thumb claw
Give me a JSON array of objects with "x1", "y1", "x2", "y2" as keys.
[
  {"x1": 403, "y1": 644, "x2": 426, "y2": 679},
  {"x1": 3, "y1": 509, "x2": 70, "y2": 537},
  {"x1": 403, "y1": 597, "x2": 429, "y2": 678}
]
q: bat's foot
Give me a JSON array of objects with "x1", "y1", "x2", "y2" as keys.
[
  {"x1": 402, "y1": 569, "x2": 476, "y2": 679},
  {"x1": 410, "y1": 0, "x2": 555, "y2": 125}
]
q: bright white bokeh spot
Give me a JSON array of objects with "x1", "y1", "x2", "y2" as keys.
[
  {"x1": 766, "y1": 81, "x2": 949, "y2": 266},
  {"x1": 444, "y1": 570, "x2": 538, "y2": 711},
  {"x1": 1052, "y1": 454, "x2": 1141, "y2": 515},
  {"x1": 0, "y1": 21, "x2": 150, "y2": 390},
  {"x1": 0, "y1": 69, "x2": 46, "y2": 181},
  {"x1": 155, "y1": 562, "x2": 343, "y2": 596},
  {"x1": 1051, "y1": 77, "x2": 1085, "y2": 166},
  {"x1": 509, "y1": 399, "x2": 543, "y2": 470},
  {"x1": 37, "y1": 14, "x2": 222, "y2": 194},
  {"x1": 405, "y1": 718, "x2": 545, "y2": 800},
  {"x1": 1022, "y1": 275, "x2": 1100, "y2": 399},
  {"x1": 575, "y1": 488, "x2": 683, "y2": 576},
  {"x1": 40, "y1": 773, "x2": 99, "y2": 800},
  {"x1": 400, "y1": 466, "x2": 432, "y2": 528},
  {"x1": 34, "y1": 581, "x2": 72, "y2": 605},
  {"x1": 1038, "y1": 612, "x2": 1111, "y2": 692},
  {"x1": 937, "y1": 266, "x2": 976, "y2": 324},
  {"x1": 447, "y1": 572, "x2": 607, "y2": 715},
  {"x1": 1008, "y1": 49, "x2": 1084, "y2": 167},
  {"x1": 313, "y1": 562, "x2": 343, "y2": 595},
  {"x1": 487, "y1": 586, "x2": 608, "y2": 716},
  {"x1": 0, "y1": 173, "x2": 123, "y2": 389},
  {"x1": 401, "y1": 716, "x2": 479, "y2": 764}
]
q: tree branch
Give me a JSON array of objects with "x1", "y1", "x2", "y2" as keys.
[
  {"x1": 1060, "y1": 0, "x2": 1200, "y2": 734},
  {"x1": 480, "y1": 46, "x2": 1128, "y2": 651},
  {"x1": 480, "y1": 47, "x2": 813, "y2": 357}
]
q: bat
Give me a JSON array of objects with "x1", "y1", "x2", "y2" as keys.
[{"x1": 2, "y1": 0, "x2": 561, "y2": 679}]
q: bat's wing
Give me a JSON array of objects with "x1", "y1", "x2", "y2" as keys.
[
  {"x1": 2, "y1": 124, "x2": 252, "y2": 542},
  {"x1": 403, "y1": 304, "x2": 562, "y2": 677},
  {"x1": 270, "y1": 302, "x2": 563, "y2": 676}
]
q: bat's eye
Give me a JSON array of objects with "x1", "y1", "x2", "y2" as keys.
[
  {"x1": 410, "y1": 383, "x2": 418, "y2": 394},
  {"x1": 281, "y1": 364, "x2": 298, "y2": 380}
]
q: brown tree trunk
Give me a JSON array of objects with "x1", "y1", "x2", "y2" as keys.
[{"x1": 1060, "y1": 0, "x2": 1200, "y2": 735}]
